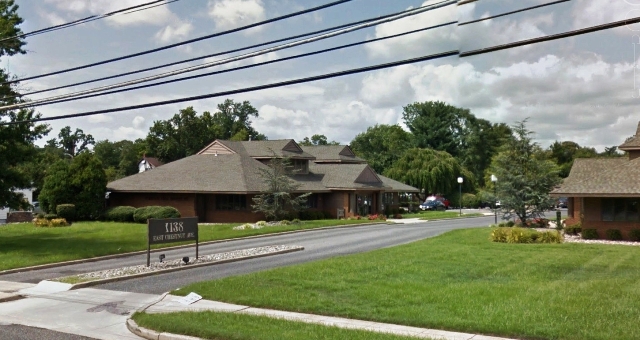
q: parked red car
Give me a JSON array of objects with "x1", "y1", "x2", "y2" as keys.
[{"x1": 425, "y1": 195, "x2": 450, "y2": 209}]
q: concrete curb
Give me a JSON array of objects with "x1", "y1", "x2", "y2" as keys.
[
  {"x1": 0, "y1": 222, "x2": 387, "y2": 275},
  {"x1": 64, "y1": 246, "x2": 305, "y2": 289},
  {"x1": 128, "y1": 319, "x2": 203, "y2": 340},
  {"x1": 0, "y1": 293, "x2": 24, "y2": 303}
]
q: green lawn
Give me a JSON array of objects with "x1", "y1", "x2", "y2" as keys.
[
  {"x1": 0, "y1": 219, "x2": 379, "y2": 271},
  {"x1": 400, "y1": 211, "x2": 484, "y2": 219},
  {"x1": 132, "y1": 311, "x2": 428, "y2": 340},
  {"x1": 172, "y1": 228, "x2": 640, "y2": 340}
]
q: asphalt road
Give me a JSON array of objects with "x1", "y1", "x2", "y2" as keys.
[
  {"x1": 0, "y1": 324, "x2": 97, "y2": 340},
  {"x1": 1, "y1": 215, "x2": 499, "y2": 292}
]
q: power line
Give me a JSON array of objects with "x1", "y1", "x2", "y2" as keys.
[
  {"x1": 460, "y1": 15, "x2": 640, "y2": 57},
  {"x1": 14, "y1": 6, "x2": 429, "y2": 99},
  {"x1": 0, "y1": 1, "x2": 456, "y2": 111},
  {"x1": 0, "y1": 0, "x2": 180, "y2": 44},
  {"x1": 458, "y1": 0, "x2": 571, "y2": 26},
  {"x1": 4, "y1": 9, "x2": 637, "y2": 125},
  {"x1": 3, "y1": 0, "x2": 356, "y2": 85},
  {"x1": 20, "y1": 22, "x2": 458, "y2": 109},
  {"x1": 0, "y1": 51, "x2": 460, "y2": 125}
]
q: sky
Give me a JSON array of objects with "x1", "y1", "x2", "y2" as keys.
[{"x1": 2, "y1": 0, "x2": 638, "y2": 151}]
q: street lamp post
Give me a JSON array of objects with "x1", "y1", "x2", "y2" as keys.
[
  {"x1": 457, "y1": 177, "x2": 463, "y2": 216},
  {"x1": 491, "y1": 174, "x2": 498, "y2": 224}
]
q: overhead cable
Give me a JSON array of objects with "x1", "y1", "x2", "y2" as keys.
[
  {"x1": 3, "y1": 0, "x2": 356, "y2": 85},
  {"x1": 23, "y1": 22, "x2": 458, "y2": 109},
  {"x1": 0, "y1": 51, "x2": 460, "y2": 125},
  {"x1": 15, "y1": 6, "x2": 429, "y2": 99},
  {"x1": 458, "y1": 0, "x2": 571, "y2": 26},
  {"x1": 460, "y1": 14, "x2": 640, "y2": 57},
  {"x1": 0, "y1": 0, "x2": 456, "y2": 111},
  {"x1": 0, "y1": 0, "x2": 179, "y2": 44}
]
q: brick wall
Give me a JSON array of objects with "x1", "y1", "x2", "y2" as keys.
[
  {"x1": 7, "y1": 212, "x2": 34, "y2": 223},
  {"x1": 581, "y1": 197, "x2": 640, "y2": 240}
]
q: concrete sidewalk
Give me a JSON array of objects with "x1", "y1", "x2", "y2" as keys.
[{"x1": 139, "y1": 294, "x2": 516, "y2": 340}]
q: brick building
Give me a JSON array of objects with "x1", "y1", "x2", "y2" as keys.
[{"x1": 107, "y1": 139, "x2": 417, "y2": 223}]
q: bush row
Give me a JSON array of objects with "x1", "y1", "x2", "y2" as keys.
[
  {"x1": 491, "y1": 227, "x2": 563, "y2": 244},
  {"x1": 103, "y1": 206, "x2": 181, "y2": 223},
  {"x1": 579, "y1": 228, "x2": 640, "y2": 241}
]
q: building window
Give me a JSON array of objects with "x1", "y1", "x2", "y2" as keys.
[
  {"x1": 306, "y1": 194, "x2": 318, "y2": 208},
  {"x1": 602, "y1": 198, "x2": 640, "y2": 222},
  {"x1": 383, "y1": 193, "x2": 394, "y2": 205},
  {"x1": 216, "y1": 195, "x2": 246, "y2": 211},
  {"x1": 287, "y1": 159, "x2": 308, "y2": 174}
]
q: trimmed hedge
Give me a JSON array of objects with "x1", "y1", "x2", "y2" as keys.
[
  {"x1": 564, "y1": 223, "x2": 582, "y2": 235},
  {"x1": 133, "y1": 206, "x2": 181, "y2": 223},
  {"x1": 605, "y1": 229, "x2": 623, "y2": 241},
  {"x1": 581, "y1": 229, "x2": 599, "y2": 240},
  {"x1": 629, "y1": 229, "x2": 640, "y2": 242},
  {"x1": 490, "y1": 227, "x2": 563, "y2": 244},
  {"x1": 104, "y1": 206, "x2": 136, "y2": 222},
  {"x1": 56, "y1": 204, "x2": 76, "y2": 221}
]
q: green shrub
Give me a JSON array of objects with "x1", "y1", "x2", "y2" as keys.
[
  {"x1": 605, "y1": 229, "x2": 623, "y2": 241},
  {"x1": 291, "y1": 218, "x2": 301, "y2": 224},
  {"x1": 256, "y1": 221, "x2": 267, "y2": 227},
  {"x1": 581, "y1": 229, "x2": 599, "y2": 240},
  {"x1": 133, "y1": 206, "x2": 181, "y2": 223},
  {"x1": 506, "y1": 221, "x2": 515, "y2": 228},
  {"x1": 280, "y1": 220, "x2": 291, "y2": 225},
  {"x1": 629, "y1": 229, "x2": 640, "y2": 242},
  {"x1": 538, "y1": 231, "x2": 563, "y2": 244},
  {"x1": 56, "y1": 204, "x2": 76, "y2": 221},
  {"x1": 565, "y1": 223, "x2": 581, "y2": 235},
  {"x1": 322, "y1": 211, "x2": 332, "y2": 219},
  {"x1": 44, "y1": 213, "x2": 58, "y2": 220},
  {"x1": 461, "y1": 193, "x2": 479, "y2": 208},
  {"x1": 491, "y1": 227, "x2": 509, "y2": 243},
  {"x1": 33, "y1": 217, "x2": 68, "y2": 227},
  {"x1": 104, "y1": 206, "x2": 136, "y2": 222},
  {"x1": 506, "y1": 227, "x2": 535, "y2": 243}
]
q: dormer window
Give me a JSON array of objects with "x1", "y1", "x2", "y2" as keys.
[{"x1": 290, "y1": 159, "x2": 309, "y2": 175}]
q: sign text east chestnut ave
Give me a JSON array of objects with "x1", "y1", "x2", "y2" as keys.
[
  {"x1": 148, "y1": 217, "x2": 198, "y2": 245},
  {"x1": 147, "y1": 217, "x2": 199, "y2": 266}
]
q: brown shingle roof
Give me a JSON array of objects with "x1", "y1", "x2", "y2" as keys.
[
  {"x1": 220, "y1": 140, "x2": 316, "y2": 159},
  {"x1": 551, "y1": 158, "x2": 640, "y2": 196},
  {"x1": 618, "y1": 122, "x2": 640, "y2": 150},
  {"x1": 378, "y1": 175, "x2": 420, "y2": 193},
  {"x1": 300, "y1": 145, "x2": 366, "y2": 163}
]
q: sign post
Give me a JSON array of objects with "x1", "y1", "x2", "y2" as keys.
[{"x1": 147, "y1": 217, "x2": 199, "y2": 267}]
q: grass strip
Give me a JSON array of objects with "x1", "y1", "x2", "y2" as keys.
[
  {"x1": 173, "y1": 228, "x2": 640, "y2": 340},
  {"x1": 132, "y1": 311, "x2": 427, "y2": 340},
  {"x1": 0, "y1": 219, "x2": 377, "y2": 271}
]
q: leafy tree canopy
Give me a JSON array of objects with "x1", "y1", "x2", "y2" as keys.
[
  {"x1": 0, "y1": 1, "x2": 50, "y2": 209},
  {"x1": 47, "y1": 126, "x2": 95, "y2": 157},
  {"x1": 298, "y1": 134, "x2": 339, "y2": 146},
  {"x1": 350, "y1": 124, "x2": 414, "y2": 174},
  {"x1": 39, "y1": 153, "x2": 107, "y2": 220},
  {"x1": 489, "y1": 119, "x2": 561, "y2": 224},
  {"x1": 545, "y1": 141, "x2": 598, "y2": 178},
  {"x1": 146, "y1": 100, "x2": 266, "y2": 163},
  {"x1": 384, "y1": 148, "x2": 473, "y2": 201}
]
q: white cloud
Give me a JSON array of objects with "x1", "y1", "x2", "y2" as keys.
[
  {"x1": 132, "y1": 116, "x2": 145, "y2": 129},
  {"x1": 88, "y1": 114, "x2": 113, "y2": 124},
  {"x1": 155, "y1": 21, "x2": 194, "y2": 43},
  {"x1": 207, "y1": 0, "x2": 266, "y2": 33},
  {"x1": 44, "y1": 0, "x2": 176, "y2": 26}
]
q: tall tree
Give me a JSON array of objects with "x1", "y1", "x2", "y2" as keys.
[
  {"x1": 546, "y1": 141, "x2": 597, "y2": 178},
  {"x1": 39, "y1": 153, "x2": 107, "y2": 220},
  {"x1": 146, "y1": 100, "x2": 266, "y2": 163},
  {"x1": 252, "y1": 157, "x2": 311, "y2": 221},
  {"x1": 489, "y1": 120, "x2": 561, "y2": 224},
  {"x1": 350, "y1": 124, "x2": 414, "y2": 174},
  {"x1": 93, "y1": 139, "x2": 148, "y2": 181},
  {"x1": 47, "y1": 126, "x2": 95, "y2": 157},
  {"x1": 0, "y1": 1, "x2": 50, "y2": 210},
  {"x1": 299, "y1": 134, "x2": 339, "y2": 146},
  {"x1": 384, "y1": 148, "x2": 473, "y2": 201}
]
